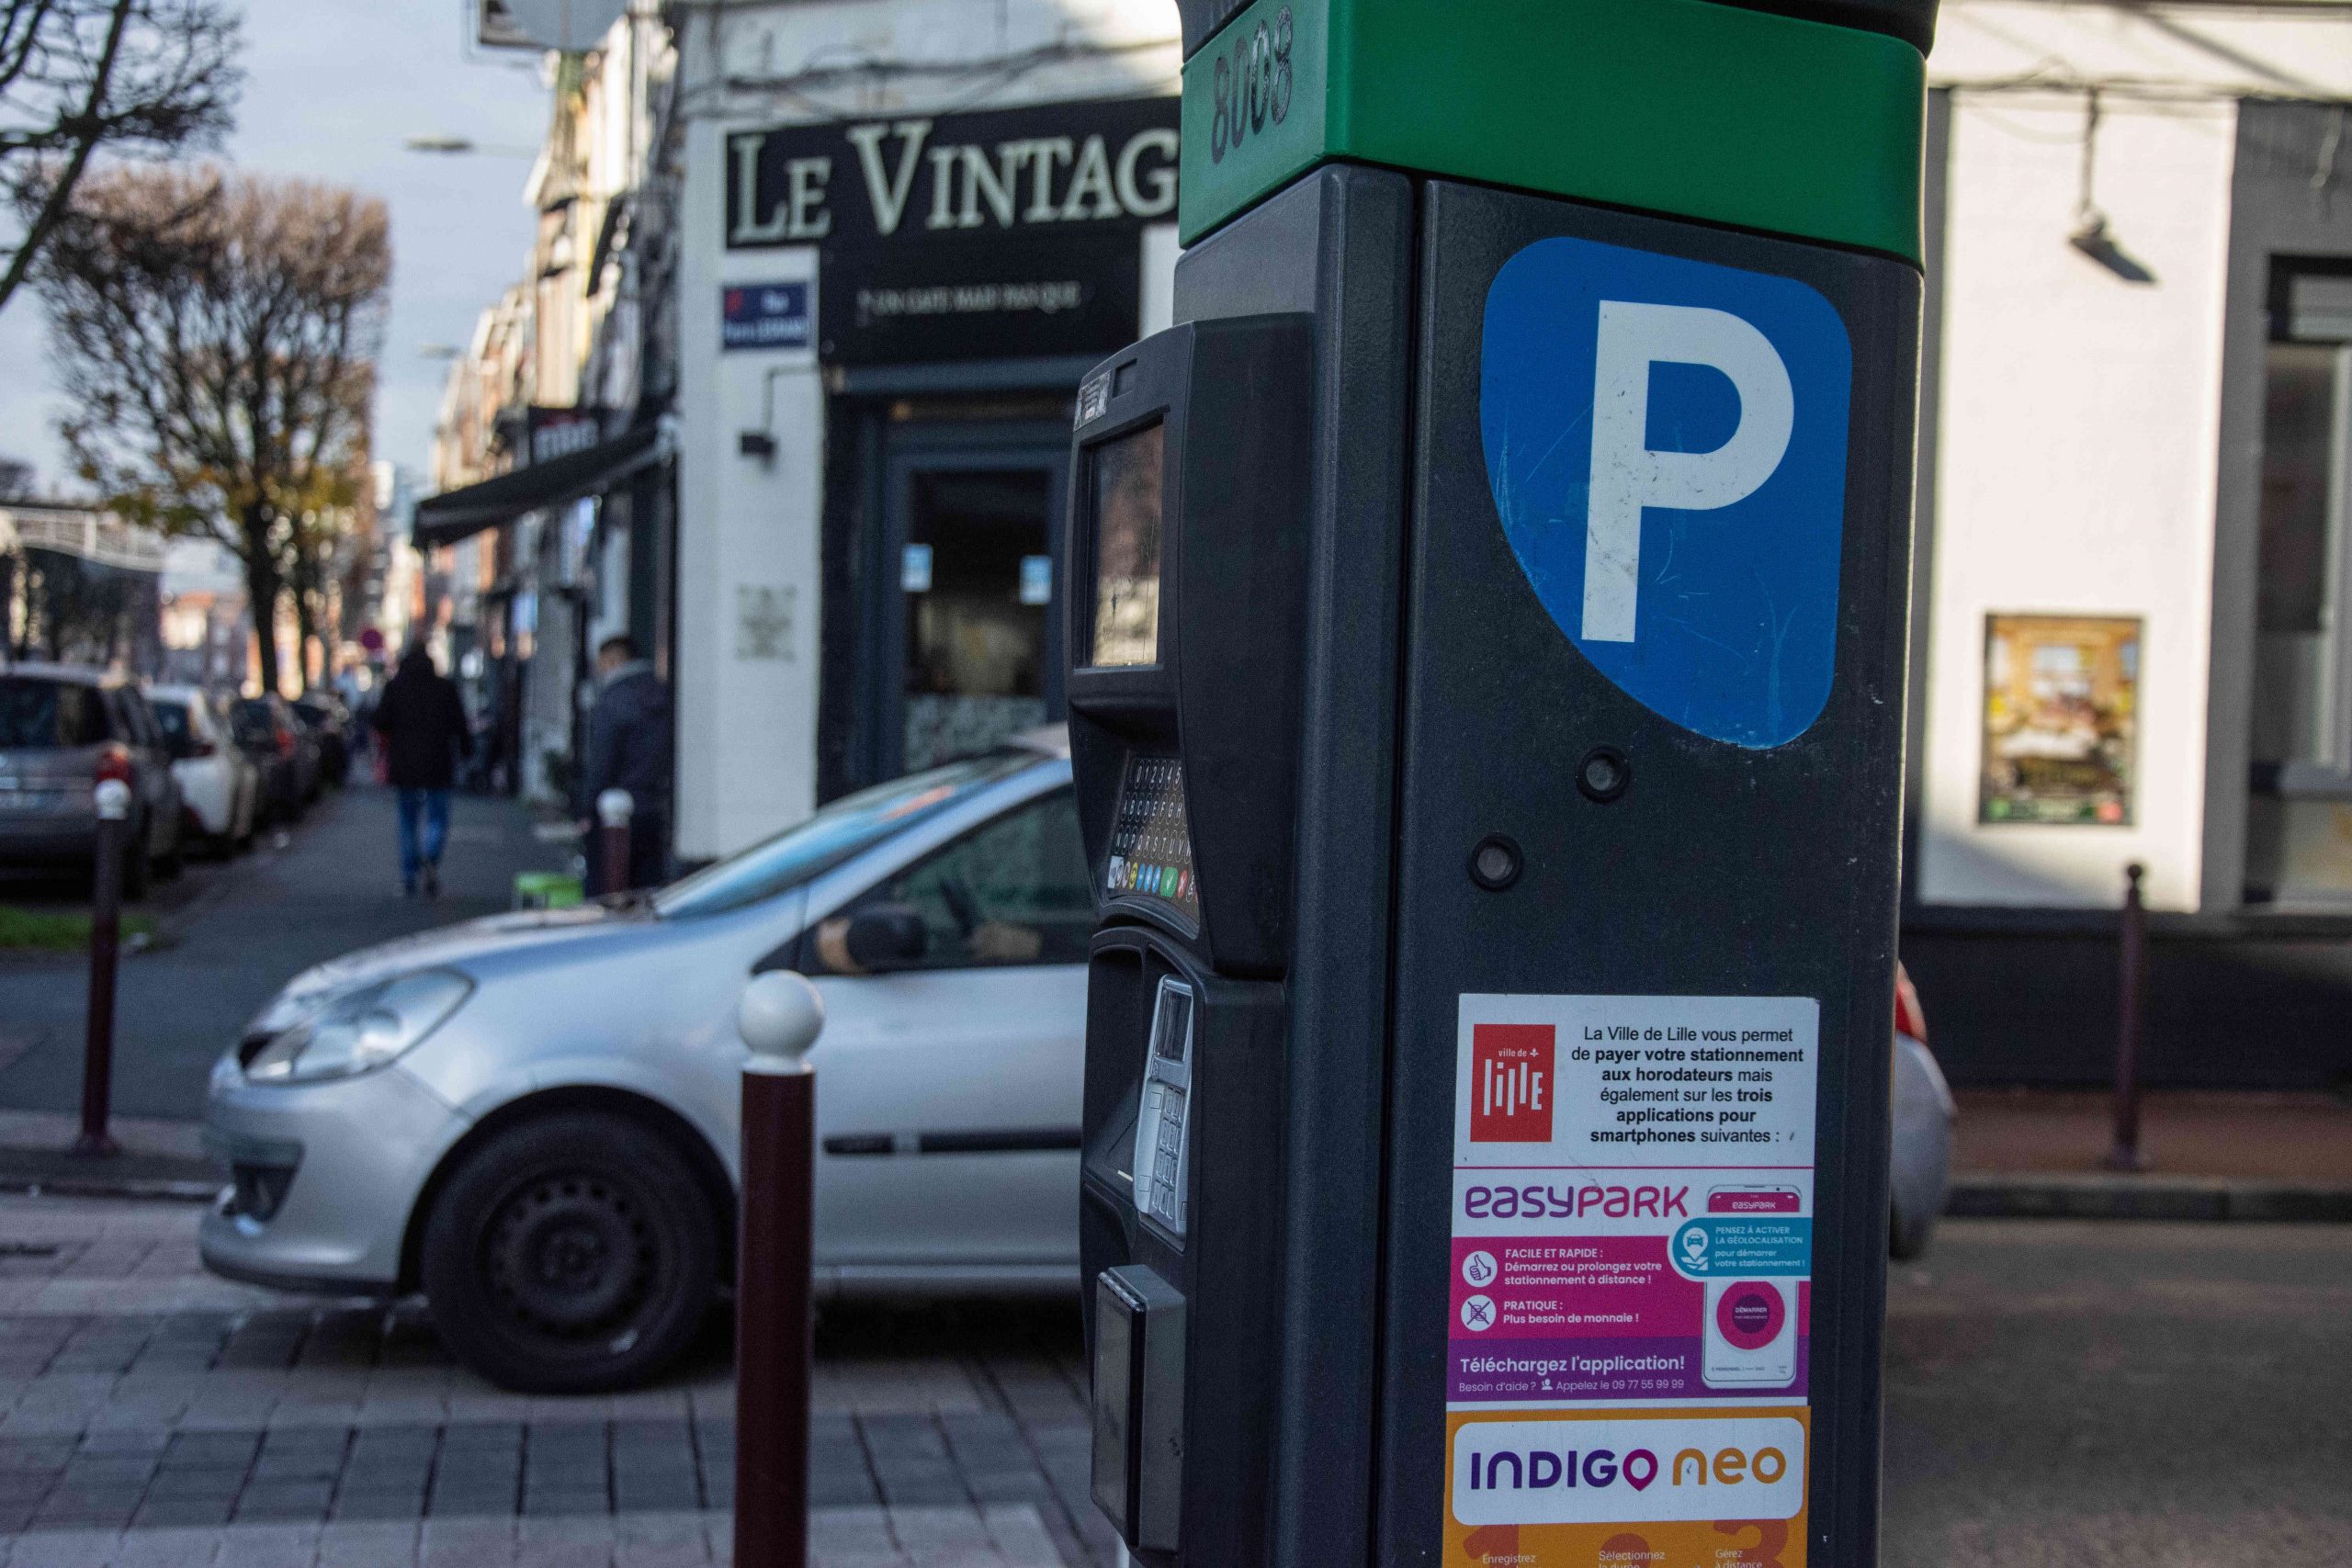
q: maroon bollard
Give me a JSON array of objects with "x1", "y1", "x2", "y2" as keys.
[
  {"x1": 2104, "y1": 861, "x2": 2148, "y2": 1172},
  {"x1": 596, "y1": 787, "x2": 634, "y2": 897},
  {"x1": 74, "y1": 776, "x2": 132, "y2": 1157},
  {"x1": 734, "y1": 971, "x2": 826, "y2": 1568}
]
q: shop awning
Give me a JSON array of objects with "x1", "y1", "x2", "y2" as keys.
[{"x1": 411, "y1": 422, "x2": 664, "y2": 550}]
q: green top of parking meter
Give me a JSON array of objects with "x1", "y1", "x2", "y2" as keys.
[{"x1": 1176, "y1": 0, "x2": 1929, "y2": 262}]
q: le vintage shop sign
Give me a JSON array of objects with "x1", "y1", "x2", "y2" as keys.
[{"x1": 725, "y1": 96, "x2": 1178, "y2": 249}]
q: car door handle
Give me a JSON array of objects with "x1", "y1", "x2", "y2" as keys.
[{"x1": 820, "y1": 1127, "x2": 1081, "y2": 1156}]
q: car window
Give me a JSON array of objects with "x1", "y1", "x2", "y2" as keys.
[
  {"x1": 816, "y1": 787, "x2": 1092, "y2": 973},
  {"x1": 118, "y1": 692, "x2": 161, "y2": 749},
  {"x1": 151, "y1": 700, "x2": 192, "y2": 747},
  {"x1": 230, "y1": 700, "x2": 275, "y2": 745},
  {"x1": 654, "y1": 750, "x2": 1044, "y2": 919},
  {"x1": 68, "y1": 686, "x2": 110, "y2": 744},
  {"x1": 0, "y1": 679, "x2": 64, "y2": 748}
]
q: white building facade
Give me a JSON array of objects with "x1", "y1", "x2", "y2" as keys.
[
  {"x1": 1908, "y1": 2, "x2": 2352, "y2": 1086},
  {"x1": 667, "y1": 0, "x2": 1181, "y2": 862}
]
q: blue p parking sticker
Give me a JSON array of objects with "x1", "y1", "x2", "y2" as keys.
[{"x1": 1479, "y1": 237, "x2": 1853, "y2": 749}]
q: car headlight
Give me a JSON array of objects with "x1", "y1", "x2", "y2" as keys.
[
  {"x1": 248, "y1": 968, "x2": 339, "y2": 1037},
  {"x1": 243, "y1": 970, "x2": 472, "y2": 1084}
]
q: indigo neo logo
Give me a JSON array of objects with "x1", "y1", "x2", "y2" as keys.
[
  {"x1": 1480, "y1": 236, "x2": 1853, "y2": 749},
  {"x1": 1451, "y1": 1416, "x2": 1807, "y2": 1527}
]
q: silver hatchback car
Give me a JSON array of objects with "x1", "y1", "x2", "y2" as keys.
[
  {"x1": 204, "y1": 734, "x2": 1091, "y2": 1391},
  {"x1": 204, "y1": 728, "x2": 1953, "y2": 1393}
]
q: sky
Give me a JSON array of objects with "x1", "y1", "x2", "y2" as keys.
[{"x1": 0, "y1": 0, "x2": 553, "y2": 497}]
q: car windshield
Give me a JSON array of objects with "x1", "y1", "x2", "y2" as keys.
[
  {"x1": 0, "y1": 678, "x2": 103, "y2": 749},
  {"x1": 652, "y1": 750, "x2": 1042, "y2": 919},
  {"x1": 151, "y1": 700, "x2": 193, "y2": 745},
  {"x1": 229, "y1": 699, "x2": 274, "y2": 742}
]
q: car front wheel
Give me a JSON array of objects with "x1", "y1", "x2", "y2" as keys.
[{"x1": 420, "y1": 1111, "x2": 718, "y2": 1393}]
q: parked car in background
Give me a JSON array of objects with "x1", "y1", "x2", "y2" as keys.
[
  {"x1": 0, "y1": 662, "x2": 184, "y2": 897},
  {"x1": 291, "y1": 693, "x2": 351, "y2": 788},
  {"x1": 201, "y1": 727, "x2": 1958, "y2": 1393},
  {"x1": 147, "y1": 685, "x2": 259, "y2": 856},
  {"x1": 1891, "y1": 963, "x2": 1955, "y2": 1259},
  {"x1": 228, "y1": 695, "x2": 313, "y2": 824}
]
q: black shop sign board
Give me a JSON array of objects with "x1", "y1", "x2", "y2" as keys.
[{"x1": 725, "y1": 96, "x2": 1177, "y2": 365}]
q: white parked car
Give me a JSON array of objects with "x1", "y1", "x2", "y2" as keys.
[
  {"x1": 147, "y1": 685, "x2": 260, "y2": 854},
  {"x1": 201, "y1": 726, "x2": 1953, "y2": 1393},
  {"x1": 205, "y1": 732, "x2": 1091, "y2": 1392}
]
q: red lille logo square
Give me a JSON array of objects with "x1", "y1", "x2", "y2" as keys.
[{"x1": 1471, "y1": 1023, "x2": 1555, "y2": 1142}]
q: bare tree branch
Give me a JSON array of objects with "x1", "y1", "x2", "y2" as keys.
[
  {"x1": 33, "y1": 164, "x2": 389, "y2": 694},
  {"x1": 0, "y1": 0, "x2": 238, "y2": 315}
]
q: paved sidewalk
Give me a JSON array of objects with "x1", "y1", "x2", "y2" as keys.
[
  {"x1": 1951, "y1": 1088, "x2": 2352, "y2": 1221},
  {"x1": 0, "y1": 1197, "x2": 1105, "y2": 1568},
  {"x1": 0, "y1": 786, "x2": 566, "y2": 1124}
]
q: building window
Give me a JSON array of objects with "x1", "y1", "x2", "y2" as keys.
[{"x1": 2247, "y1": 262, "x2": 2352, "y2": 902}]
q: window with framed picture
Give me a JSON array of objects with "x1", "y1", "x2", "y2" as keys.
[{"x1": 1980, "y1": 614, "x2": 2140, "y2": 827}]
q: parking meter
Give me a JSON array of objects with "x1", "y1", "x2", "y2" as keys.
[{"x1": 1069, "y1": 5, "x2": 1939, "y2": 1567}]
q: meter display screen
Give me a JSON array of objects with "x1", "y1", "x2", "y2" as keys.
[
  {"x1": 1106, "y1": 752, "x2": 1199, "y2": 920},
  {"x1": 1088, "y1": 423, "x2": 1165, "y2": 667}
]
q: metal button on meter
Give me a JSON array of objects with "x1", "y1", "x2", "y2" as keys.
[{"x1": 1131, "y1": 978, "x2": 1195, "y2": 1242}]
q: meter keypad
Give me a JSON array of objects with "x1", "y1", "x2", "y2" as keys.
[
  {"x1": 1132, "y1": 977, "x2": 1194, "y2": 1241},
  {"x1": 1148, "y1": 1085, "x2": 1188, "y2": 1228},
  {"x1": 1107, "y1": 754, "x2": 1200, "y2": 921}
]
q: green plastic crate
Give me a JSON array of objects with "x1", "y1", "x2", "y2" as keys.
[{"x1": 512, "y1": 871, "x2": 584, "y2": 910}]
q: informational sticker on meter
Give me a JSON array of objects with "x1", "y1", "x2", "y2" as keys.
[
  {"x1": 1443, "y1": 992, "x2": 1819, "y2": 1568},
  {"x1": 1479, "y1": 237, "x2": 1852, "y2": 750}
]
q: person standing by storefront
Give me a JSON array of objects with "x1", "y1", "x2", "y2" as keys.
[
  {"x1": 577, "y1": 635, "x2": 673, "y2": 895},
  {"x1": 371, "y1": 645, "x2": 473, "y2": 897}
]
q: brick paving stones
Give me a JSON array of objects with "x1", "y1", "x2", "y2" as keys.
[
  {"x1": 0, "y1": 1506, "x2": 1073, "y2": 1566},
  {"x1": 0, "y1": 1194, "x2": 1102, "y2": 1568}
]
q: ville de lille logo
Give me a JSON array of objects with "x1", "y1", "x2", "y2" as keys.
[{"x1": 1470, "y1": 1024, "x2": 1555, "y2": 1143}]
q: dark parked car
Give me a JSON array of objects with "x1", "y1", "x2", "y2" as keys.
[
  {"x1": 290, "y1": 693, "x2": 351, "y2": 787},
  {"x1": 0, "y1": 662, "x2": 185, "y2": 897},
  {"x1": 229, "y1": 695, "x2": 318, "y2": 823}
]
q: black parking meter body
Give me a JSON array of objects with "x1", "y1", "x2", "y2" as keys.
[
  {"x1": 1068, "y1": 314, "x2": 1314, "y2": 1562},
  {"x1": 1069, "y1": 5, "x2": 1939, "y2": 1567}
]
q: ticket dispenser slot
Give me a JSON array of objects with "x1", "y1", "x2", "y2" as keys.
[
  {"x1": 1091, "y1": 1265, "x2": 1184, "y2": 1551},
  {"x1": 1068, "y1": 311, "x2": 1312, "y2": 1566}
]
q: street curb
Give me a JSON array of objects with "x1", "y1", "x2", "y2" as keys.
[
  {"x1": 0, "y1": 1145, "x2": 220, "y2": 1203},
  {"x1": 1949, "y1": 1174, "x2": 2352, "y2": 1223},
  {"x1": 0, "y1": 1175, "x2": 218, "y2": 1202}
]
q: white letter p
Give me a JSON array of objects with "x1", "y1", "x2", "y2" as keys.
[{"x1": 1583, "y1": 301, "x2": 1794, "y2": 644}]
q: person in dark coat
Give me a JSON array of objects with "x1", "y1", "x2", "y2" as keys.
[
  {"x1": 370, "y1": 645, "x2": 473, "y2": 897},
  {"x1": 577, "y1": 635, "x2": 673, "y2": 895}
]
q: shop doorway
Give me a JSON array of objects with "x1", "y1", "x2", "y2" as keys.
[{"x1": 873, "y1": 421, "x2": 1070, "y2": 778}]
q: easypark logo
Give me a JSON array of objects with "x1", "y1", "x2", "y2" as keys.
[
  {"x1": 1470, "y1": 1024, "x2": 1554, "y2": 1142},
  {"x1": 1452, "y1": 1416, "x2": 1804, "y2": 1526}
]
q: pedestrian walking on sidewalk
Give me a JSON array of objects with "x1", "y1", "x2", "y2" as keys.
[
  {"x1": 577, "y1": 635, "x2": 673, "y2": 896},
  {"x1": 370, "y1": 645, "x2": 473, "y2": 897}
]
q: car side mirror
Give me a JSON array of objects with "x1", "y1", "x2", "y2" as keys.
[{"x1": 844, "y1": 903, "x2": 929, "y2": 971}]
